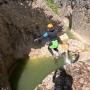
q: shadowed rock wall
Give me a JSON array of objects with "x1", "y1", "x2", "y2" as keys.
[{"x1": 0, "y1": 0, "x2": 48, "y2": 89}]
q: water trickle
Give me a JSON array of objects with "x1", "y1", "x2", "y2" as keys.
[{"x1": 63, "y1": 52, "x2": 72, "y2": 64}]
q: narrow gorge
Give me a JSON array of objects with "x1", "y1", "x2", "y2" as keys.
[{"x1": 0, "y1": 0, "x2": 90, "y2": 90}]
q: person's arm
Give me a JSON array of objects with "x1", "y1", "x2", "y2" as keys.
[
  {"x1": 34, "y1": 36, "x2": 43, "y2": 42},
  {"x1": 34, "y1": 32, "x2": 48, "y2": 42}
]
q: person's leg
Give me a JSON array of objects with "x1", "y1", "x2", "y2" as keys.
[
  {"x1": 54, "y1": 48, "x2": 61, "y2": 57},
  {"x1": 48, "y1": 40, "x2": 61, "y2": 58},
  {"x1": 48, "y1": 46, "x2": 54, "y2": 55},
  {"x1": 48, "y1": 46, "x2": 58, "y2": 59},
  {"x1": 54, "y1": 48, "x2": 59, "y2": 52}
]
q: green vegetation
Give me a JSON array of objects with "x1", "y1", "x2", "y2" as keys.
[{"x1": 46, "y1": 0, "x2": 59, "y2": 14}]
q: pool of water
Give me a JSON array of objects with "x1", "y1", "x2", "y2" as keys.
[{"x1": 10, "y1": 57, "x2": 64, "y2": 90}]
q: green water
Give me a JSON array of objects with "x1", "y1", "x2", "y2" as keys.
[{"x1": 10, "y1": 57, "x2": 64, "y2": 90}]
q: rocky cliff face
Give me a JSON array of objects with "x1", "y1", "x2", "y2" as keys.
[
  {"x1": 0, "y1": 0, "x2": 63, "y2": 89},
  {"x1": 55, "y1": 0, "x2": 90, "y2": 44},
  {"x1": 72, "y1": 0, "x2": 90, "y2": 43},
  {"x1": 0, "y1": 0, "x2": 63, "y2": 73},
  {"x1": 0, "y1": 0, "x2": 90, "y2": 90},
  {"x1": 0, "y1": 0, "x2": 48, "y2": 60},
  {"x1": 0, "y1": 0, "x2": 49, "y2": 89}
]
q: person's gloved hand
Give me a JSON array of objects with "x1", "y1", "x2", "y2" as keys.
[{"x1": 34, "y1": 38, "x2": 39, "y2": 42}]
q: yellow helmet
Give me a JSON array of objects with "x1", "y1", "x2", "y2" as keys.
[{"x1": 47, "y1": 23, "x2": 53, "y2": 29}]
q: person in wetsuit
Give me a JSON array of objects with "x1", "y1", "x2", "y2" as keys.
[{"x1": 34, "y1": 23, "x2": 63, "y2": 58}]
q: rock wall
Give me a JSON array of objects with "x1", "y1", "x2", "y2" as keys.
[
  {"x1": 55, "y1": 0, "x2": 90, "y2": 44},
  {"x1": 0, "y1": 0, "x2": 49, "y2": 89},
  {"x1": 0, "y1": 0, "x2": 49, "y2": 68},
  {"x1": 0, "y1": 60, "x2": 11, "y2": 90},
  {"x1": 72, "y1": 0, "x2": 90, "y2": 43},
  {"x1": 0, "y1": 0, "x2": 63, "y2": 89}
]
